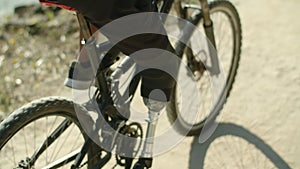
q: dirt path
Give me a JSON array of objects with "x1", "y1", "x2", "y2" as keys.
[{"x1": 152, "y1": 0, "x2": 300, "y2": 168}]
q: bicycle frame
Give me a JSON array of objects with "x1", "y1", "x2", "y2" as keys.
[{"x1": 70, "y1": 0, "x2": 221, "y2": 168}]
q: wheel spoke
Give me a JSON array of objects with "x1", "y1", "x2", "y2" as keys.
[
  {"x1": 30, "y1": 119, "x2": 73, "y2": 165},
  {"x1": 9, "y1": 141, "x2": 17, "y2": 165},
  {"x1": 42, "y1": 149, "x2": 81, "y2": 169},
  {"x1": 50, "y1": 123, "x2": 76, "y2": 163}
]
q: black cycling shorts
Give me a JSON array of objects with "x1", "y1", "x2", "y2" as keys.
[{"x1": 47, "y1": 0, "x2": 177, "y2": 101}]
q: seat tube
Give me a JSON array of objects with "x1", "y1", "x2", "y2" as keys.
[{"x1": 76, "y1": 13, "x2": 92, "y2": 40}]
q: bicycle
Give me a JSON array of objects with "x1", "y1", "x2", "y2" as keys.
[{"x1": 0, "y1": 0, "x2": 242, "y2": 168}]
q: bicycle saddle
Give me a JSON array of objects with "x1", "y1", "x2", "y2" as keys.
[{"x1": 39, "y1": 0, "x2": 77, "y2": 12}]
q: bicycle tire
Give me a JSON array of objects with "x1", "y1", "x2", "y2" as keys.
[
  {"x1": 0, "y1": 97, "x2": 97, "y2": 168},
  {"x1": 167, "y1": 0, "x2": 242, "y2": 136}
]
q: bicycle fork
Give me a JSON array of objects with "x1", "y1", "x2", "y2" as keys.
[
  {"x1": 199, "y1": 0, "x2": 220, "y2": 75},
  {"x1": 174, "y1": 0, "x2": 221, "y2": 75},
  {"x1": 133, "y1": 98, "x2": 166, "y2": 169}
]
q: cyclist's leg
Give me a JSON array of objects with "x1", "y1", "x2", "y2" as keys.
[
  {"x1": 102, "y1": 0, "x2": 177, "y2": 102},
  {"x1": 58, "y1": 0, "x2": 177, "y2": 101},
  {"x1": 108, "y1": 23, "x2": 177, "y2": 102}
]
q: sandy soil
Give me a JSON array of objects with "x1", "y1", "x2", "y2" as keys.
[
  {"x1": 152, "y1": 0, "x2": 300, "y2": 168},
  {"x1": 0, "y1": 0, "x2": 299, "y2": 168}
]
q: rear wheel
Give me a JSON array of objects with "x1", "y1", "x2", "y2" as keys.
[
  {"x1": 167, "y1": 0, "x2": 242, "y2": 136},
  {"x1": 0, "y1": 97, "x2": 97, "y2": 168}
]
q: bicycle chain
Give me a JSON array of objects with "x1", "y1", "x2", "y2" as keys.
[{"x1": 115, "y1": 122, "x2": 143, "y2": 167}]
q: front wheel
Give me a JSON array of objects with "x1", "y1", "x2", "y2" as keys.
[
  {"x1": 167, "y1": 0, "x2": 242, "y2": 136},
  {"x1": 0, "y1": 97, "x2": 97, "y2": 168}
]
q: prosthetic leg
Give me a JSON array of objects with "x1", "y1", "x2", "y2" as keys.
[{"x1": 133, "y1": 98, "x2": 167, "y2": 169}]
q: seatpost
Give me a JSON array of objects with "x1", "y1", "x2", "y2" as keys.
[{"x1": 76, "y1": 13, "x2": 92, "y2": 40}]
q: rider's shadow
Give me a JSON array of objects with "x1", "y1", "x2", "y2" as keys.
[{"x1": 188, "y1": 123, "x2": 291, "y2": 169}]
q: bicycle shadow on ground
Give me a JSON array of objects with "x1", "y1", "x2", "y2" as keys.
[{"x1": 188, "y1": 123, "x2": 291, "y2": 169}]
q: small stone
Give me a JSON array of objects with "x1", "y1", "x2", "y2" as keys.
[{"x1": 15, "y1": 78, "x2": 22, "y2": 85}]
